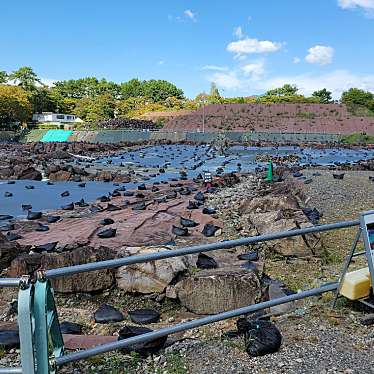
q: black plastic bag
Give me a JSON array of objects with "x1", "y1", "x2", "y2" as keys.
[{"x1": 239, "y1": 319, "x2": 282, "y2": 357}]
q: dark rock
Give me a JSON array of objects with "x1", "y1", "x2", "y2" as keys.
[
  {"x1": 0, "y1": 215, "x2": 13, "y2": 221},
  {"x1": 187, "y1": 201, "x2": 199, "y2": 210},
  {"x1": 196, "y1": 253, "x2": 218, "y2": 269},
  {"x1": 33, "y1": 242, "x2": 58, "y2": 253},
  {"x1": 0, "y1": 330, "x2": 20, "y2": 349},
  {"x1": 172, "y1": 225, "x2": 188, "y2": 237},
  {"x1": 123, "y1": 191, "x2": 135, "y2": 197},
  {"x1": 25, "y1": 185, "x2": 35, "y2": 190},
  {"x1": 97, "y1": 228, "x2": 116, "y2": 239},
  {"x1": 194, "y1": 191, "x2": 205, "y2": 202},
  {"x1": 128, "y1": 309, "x2": 160, "y2": 324},
  {"x1": 35, "y1": 224, "x2": 49, "y2": 232},
  {"x1": 94, "y1": 304, "x2": 124, "y2": 323},
  {"x1": 238, "y1": 251, "x2": 259, "y2": 261},
  {"x1": 6, "y1": 232, "x2": 22, "y2": 241},
  {"x1": 27, "y1": 211, "x2": 42, "y2": 220},
  {"x1": 22, "y1": 204, "x2": 32, "y2": 210},
  {"x1": 106, "y1": 204, "x2": 121, "y2": 212},
  {"x1": 118, "y1": 325, "x2": 167, "y2": 356},
  {"x1": 180, "y1": 217, "x2": 199, "y2": 228},
  {"x1": 60, "y1": 321, "x2": 83, "y2": 335},
  {"x1": 302, "y1": 207, "x2": 322, "y2": 224},
  {"x1": 138, "y1": 183, "x2": 147, "y2": 190},
  {"x1": 333, "y1": 173, "x2": 344, "y2": 180},
  {"x1": 100, "y1": 218, "x2": 114, "y2": 225},
  {"x1": 202, "y1": 207, "x2": 216, "y2": 215},
  {"x1": 78, "y1": 183, "x2": 86, "y2": 188},
  {"x1": 47, "y1": 216, "x2": 61, "y2": 224},
  {"x1": 202, "y1": 223, "x2": 220, "y2": 237},
  {"x1": 132, "y1": 202, "x2": 146, "y2": 211},
  {"x1": 4, "y1": 192, "x2": 13, "y2": 197},
  {"x1": 0, "y1": 223, "x2": 14, "y2": 231},
  {"x1": 61, "y1": 191, "x2": 70, "y2": 197},
  {"x1": 61, "y1": 202, "x2": 74, "y2": 211},
  {"x1": 99, "y1": 195, "x2": 111, "y2": 203},
  {"x1": 0, "y1": 233, "x2": 21, "y2": 271},
  {"x1": 7, "y1": 181, "x2": 15, "y2": 184},
  {"x1": 360, "y1": 313, "x2": 374, "y2": 326}
]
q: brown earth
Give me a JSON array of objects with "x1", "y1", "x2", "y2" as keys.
[{"x1": 163, "y1": 103, "x2": 374, "y2": 134}]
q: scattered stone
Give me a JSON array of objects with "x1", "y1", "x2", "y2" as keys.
[
  {"x1": 128, "y1": 309, "x2": 160, "y2": 324},
  {"x1": 196, "y1": 253, "x2": 218, "y2": 269},
  {"x1": 60, "y1": 321, "x2": 83, "y2": 335},
  {"x1": 97, "y1": 228, "x2": 116, "y2": 239},
  {"x1": 94, "y1": 304, "x2": 124, "y2": 324},
  {"x1": 118, "y1": 325, "x2": 167, "y2": 356}
]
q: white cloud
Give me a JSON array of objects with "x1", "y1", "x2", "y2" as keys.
[
  {"x1": 40, "y1": 78, "x2": 57, "y2": 87},
  {"x1": 201, "y1": 65, "x2": 229, "y2": 71},
  {"x1": 338, "y1": 0, "x2": 374, "y2": 9},
  {"x1": 209, "y1": 71, "x2": 242, "y2": 90},
  {"x1": 337, "y1": 0, "x2": 374, "y2": 16},
  {"x1": 305, "y1": 45, "x2": 334, "y2": 65},
  {"x1": 252, "y1": 70, "x2": 374, "y2": 99},
  {"x1": 233, "y1": 26, "x2": 245, "y2": 39},
  {"x1": 293, "y1": 57, "x2": 301, "y2": 64},
  {"x1": 158, "y1": 60, "x2": 164, "y2": 65},
  {"x1": 207, "y1": 67, "x2": 374, "y2": 99},
  {"x1": 184, "y1": 9, "x2": 197, "y2": 22},
  {"x1": 227, "y1": 37, "x2": 283, "y2": 57},
  {"x1": 240, "y1": 61, "x2": 265, "y2": 80}
]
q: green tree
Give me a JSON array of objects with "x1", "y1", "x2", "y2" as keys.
[
  {"x1": 9, "y1": 66, "x2": 41, "y2": 91},
  {"x1": 312, "y1": 88, "x2": 333, "y2": 104},
  {"x1": 0, "y1": 85, "x2": 32, "y2": 124},
  {"x1": 120, "y1": 78, "x2": 144, "y2": 100},
  {"x1": 0, "y1": 71, "x2": 7, "y2": 84},
  {"x1": 74, "y1": 93, "x2": 115, "y2": 122},
  {"x1": 341, "y1": 88, "x2": 374, "y2": 109},
  {"x1": 30, "y1": 87, "x2": 58, "y2": 113},
  {"x1": 142, "y1": 79, "x2": 184, "y2": 102},
  {"x1": 266, "y1": 84, "x2": 298, "y2": 97},
  {"x1": 210, "y1": 82, "x2": 220, "y2": 97}
]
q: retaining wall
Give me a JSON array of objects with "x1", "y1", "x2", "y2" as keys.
[{"x1": 14, "y1": 129, "x2": 341, "y2": 144}]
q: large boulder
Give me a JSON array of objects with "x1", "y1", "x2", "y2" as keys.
[
  {"x1": 49, "y1": 170, "x2": 72, "y2": 181},
  {"x1": 12, "y1": 165, "x2": 42, "y2": 180},
  {"x1": 115, "y1": 246, "x2": 193, "y2": 294},
  {"x1": 8, "y1": 246, "x2": 115, "y2": 293},
  {"x1": 240, "y1": 194, "x2": 322, "y2": 257},
  {"x1": 0, "y1": 233, "x2": 21, "y2": 272},
  {"x1": 175, "y1": 266, "x2": 261, "y2": 314}
]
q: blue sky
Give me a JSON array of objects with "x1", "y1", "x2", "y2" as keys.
[{"x1": 1, "y1": 0, "x2": 374, "y2": 98}]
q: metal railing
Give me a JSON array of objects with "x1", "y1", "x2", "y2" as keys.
[{"x1": 0, "y1": 218, "x2": 360, "y2": 373}]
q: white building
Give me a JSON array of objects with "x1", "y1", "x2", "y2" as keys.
[{"x1": 32, "y1": 112, "x2": 82, "y2": 123}]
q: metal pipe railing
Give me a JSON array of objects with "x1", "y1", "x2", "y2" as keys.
[
  {"x1": 46, "y1": 219, "x2": 359, "y2": 279},
  {"x1": 0, "y1": 279, "x2": 20, "y2": 288},
  {"x1": 56, "y1": 282, "x2": 338, "y2": 366},
  {"x1": 0, "y1": 368, "x2": 23, "y2": 374}
]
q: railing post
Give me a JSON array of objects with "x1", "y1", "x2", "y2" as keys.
[
  {"x1": 33, "y1": 273, "x2": 64, "y2": 374},
  {"x1": 17, "y1": 276, "x2": 36, "y2": 374}
]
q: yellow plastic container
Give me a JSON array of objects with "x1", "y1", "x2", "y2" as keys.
[{"x1": 339, "y1": 267, "x2": 371, "y2": 300}]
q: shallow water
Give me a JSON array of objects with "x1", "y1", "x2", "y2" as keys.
[{"x1": 1, "y1": 144, "x2": 373, "y2": 218}]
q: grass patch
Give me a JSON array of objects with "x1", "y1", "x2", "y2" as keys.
[{"x1": 340, "y1": 133, "x2": 374, "y2": 145}]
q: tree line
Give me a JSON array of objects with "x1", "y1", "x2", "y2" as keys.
[{"x1": 1, "y1": 66, "x2": 374, "y2": 126}]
